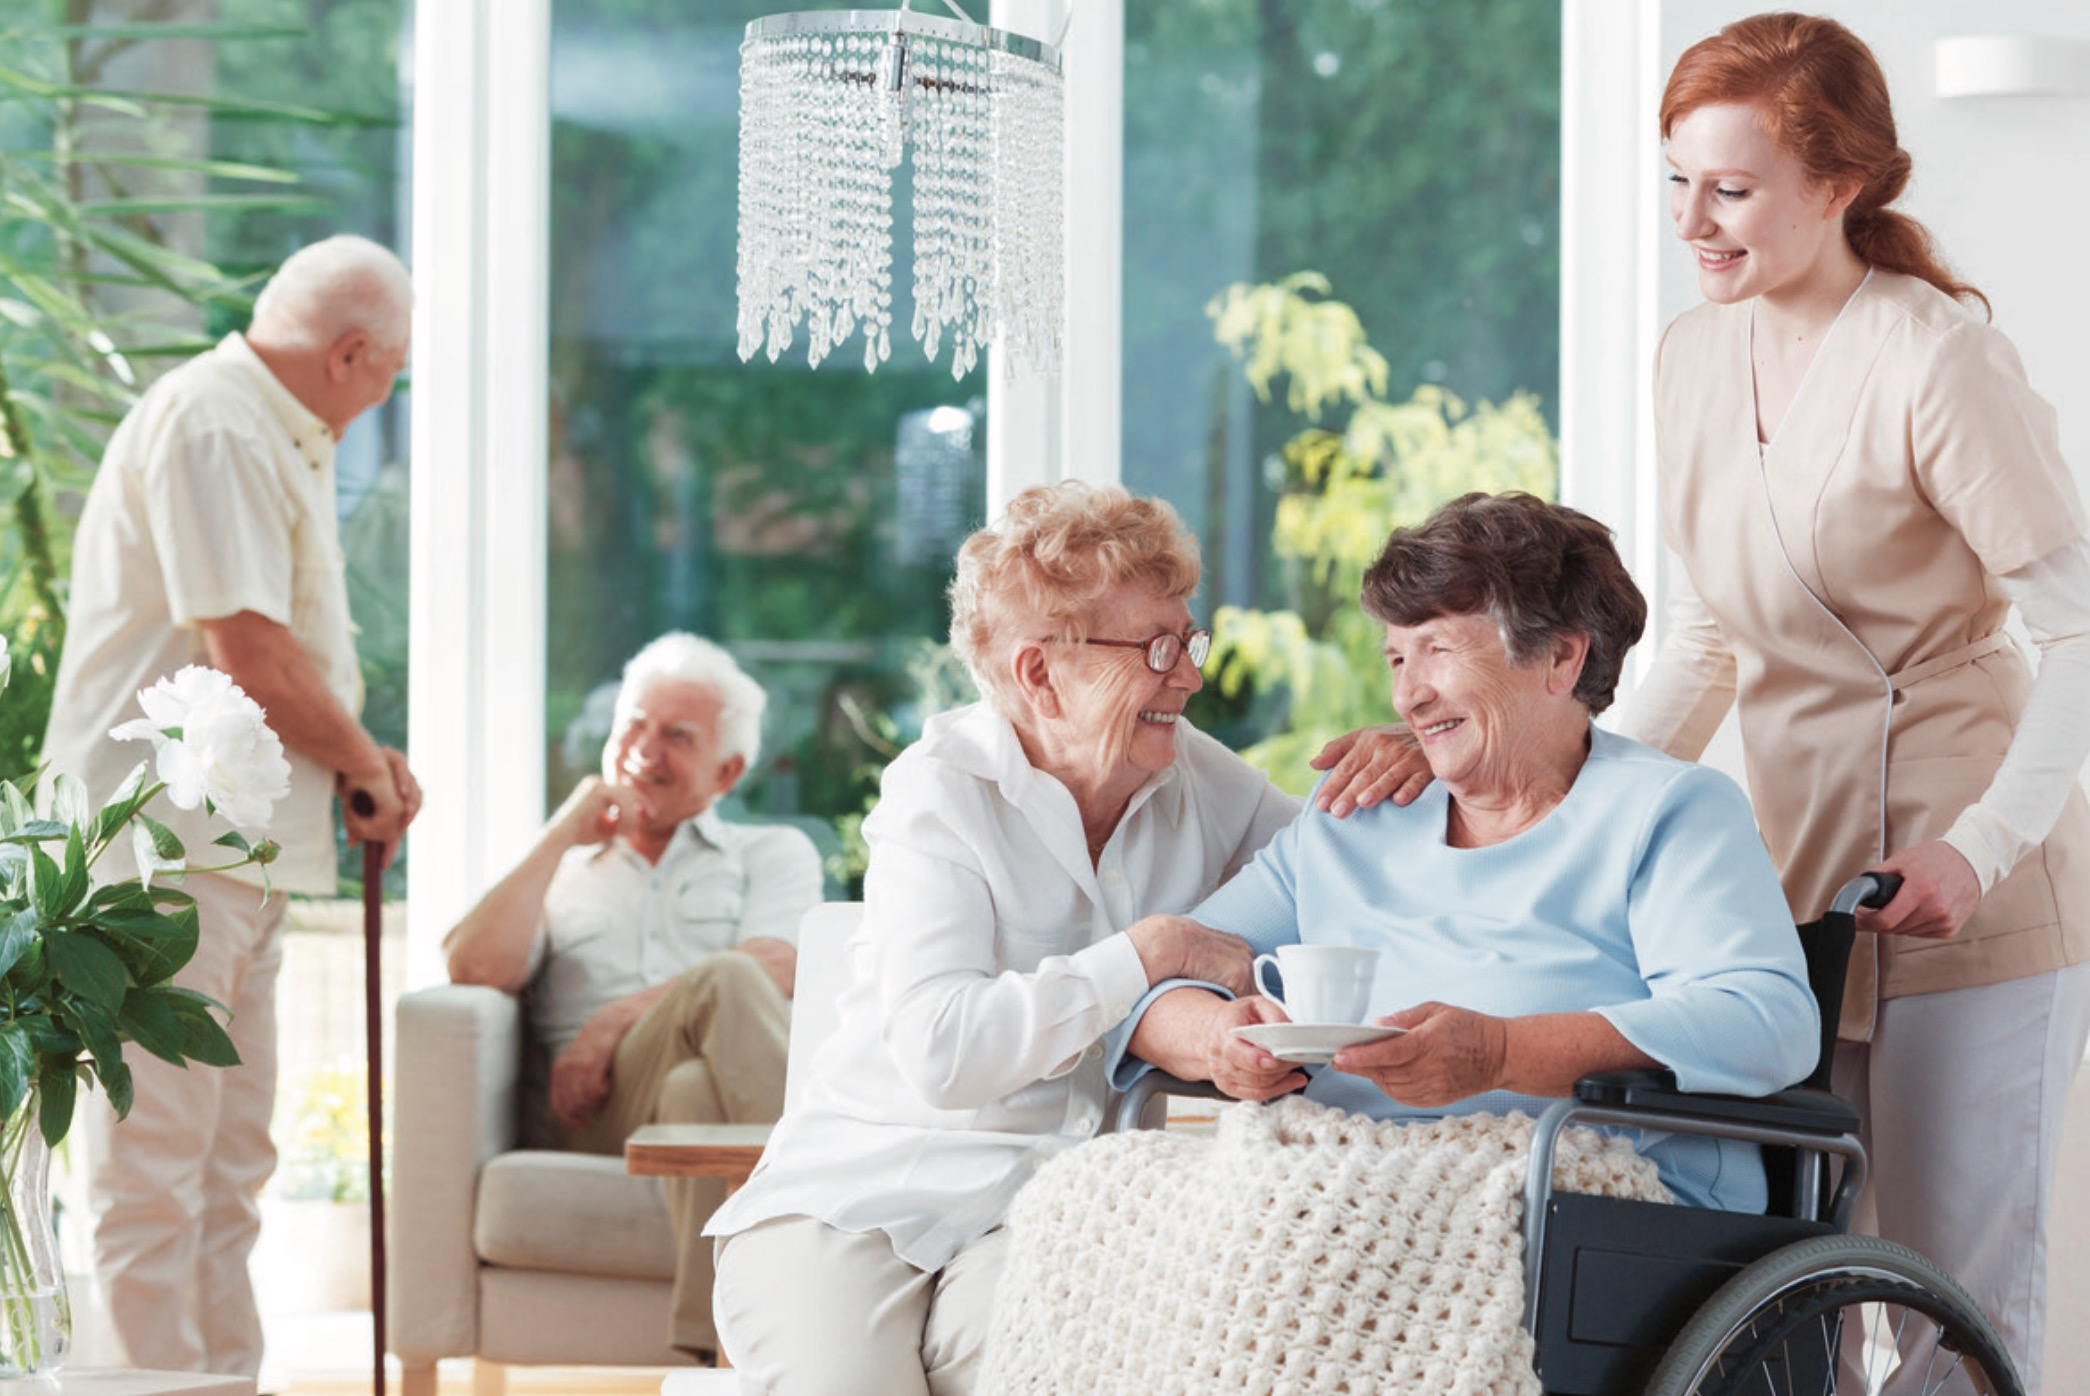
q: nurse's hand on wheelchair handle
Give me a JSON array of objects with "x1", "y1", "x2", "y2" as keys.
[{"x1": 1856, "y1": 841, "x2": 1978, "y2": 940}]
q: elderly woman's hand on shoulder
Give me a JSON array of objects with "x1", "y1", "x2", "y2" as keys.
[{"x1": 1125, "y1": 914, "x2": 1256, "y2": 997}]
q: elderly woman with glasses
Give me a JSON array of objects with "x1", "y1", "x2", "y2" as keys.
[
  {"x1": 1124, "y1": 492, "x2": 1820, "y2": 1211},
  {"x1": 707, "y1": 482, "x2": 1406, "y2": 1395}
]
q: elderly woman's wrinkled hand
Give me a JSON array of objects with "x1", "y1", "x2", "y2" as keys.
[
  {"x1": 1330, "y1": 1001, "x2": 1510, "y2": 1108},
  {"x1": 1204, "y1": 996, "x2": 1309, "y2": 1101},
  {"x1": 1309, "y1": 724, "x2": 1433, "y2": 817},
  {"x1": 1126, "y1": 914, "x2": 1256, "y2": 996}
]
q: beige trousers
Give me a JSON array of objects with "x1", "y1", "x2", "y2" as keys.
[
  {"x1": 1833, "y1": 959, "x2": 2090, "y2": 1396},
  {"x1": 80, "y1": 872, "x2": 283, "y2": 1378},
  {"x1": 713, "y1": 1216, "x2": 1008, "y2": 1396},
  {"x1": 563, "y1": 951, "x2": 788, "y2": 1354}
]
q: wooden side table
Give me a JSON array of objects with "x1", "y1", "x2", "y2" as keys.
[
  {"x1": 622, "y1": 1123, "x2": 770, "y2": 1185},
  {"x1": 624, "y1": 1123, "x2": 773, "y2": 1374}
]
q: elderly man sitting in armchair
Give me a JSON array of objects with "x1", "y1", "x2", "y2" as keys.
[{"x1": 443, "y1": 632, "x2": 822, "y2": 1359}]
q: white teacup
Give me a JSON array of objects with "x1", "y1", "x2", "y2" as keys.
[{"x1": 1252, "y1": 944, "x2": 1380, "y2": 1026}]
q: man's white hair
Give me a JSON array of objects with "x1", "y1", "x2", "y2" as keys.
[
  {"x1": 249, "y1": 234, "x2": 412, "y2": 354},
  {"x1": 614, "y1": 633, "x2": 766, "y2": 768}
]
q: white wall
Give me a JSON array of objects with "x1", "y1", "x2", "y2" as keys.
[{"x1": 1654, "y1": 2, "x2": 2090, "y2": 484}]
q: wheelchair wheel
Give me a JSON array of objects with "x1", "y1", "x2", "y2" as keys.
[{"x1": 1642, "y1": 1234, "x2": 2021, "y2": 1396}]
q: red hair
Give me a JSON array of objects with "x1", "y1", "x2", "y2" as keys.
[{"x1": 1660, "y1": 12, "x2": 1988, "y2": 317}]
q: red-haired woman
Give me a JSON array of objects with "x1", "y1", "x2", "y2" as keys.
[{"x1": 1626, "y1": 12, "x2": 2090, "y2": 1392}]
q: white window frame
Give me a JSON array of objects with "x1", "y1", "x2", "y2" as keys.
[
  {"x1": 405, "y1": 0, "x2": 551, "y2": 980},
  {"x1": 1558, "y1": 0, "x2": 1667, "y2": 685},
  {"x1": 406, "y1": 1, "x2": 1648, "y2": 967}
]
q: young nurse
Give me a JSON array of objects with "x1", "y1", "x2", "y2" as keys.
[{"x1": 1624, "y1": 13, "x2": 2090, "y2": 1393}]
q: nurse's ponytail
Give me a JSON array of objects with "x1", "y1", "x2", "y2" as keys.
[{"x1": 1660, "y1": 12, "x2": 1990, "y2": 319}]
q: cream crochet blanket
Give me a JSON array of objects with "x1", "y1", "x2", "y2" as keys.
[{"x1": 980, "y1": 1097, "x2": 1672, "y2": 1395}]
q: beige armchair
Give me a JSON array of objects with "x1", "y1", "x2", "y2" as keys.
[
  {"x1": 387, "y1": 902, "x2": 864, "y2": 1394},
  {"x1": 387, "y1": 982, "x2": 696, "y2": 1395}
]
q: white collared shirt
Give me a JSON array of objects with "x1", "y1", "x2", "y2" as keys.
[
  {"x1": 707, "y1": 702, "x2": 1297, "y2": 1269},
  {"x1": 523, "y1": 807, "x2": 824, "y2": 1057},
  {"x1": 43, "y1": 334, "x2": 358, "y2": 892}
]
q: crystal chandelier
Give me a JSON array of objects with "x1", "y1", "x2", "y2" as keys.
[{"x1": 736, "y1": 3, "x2": 1066, "y2": 379}]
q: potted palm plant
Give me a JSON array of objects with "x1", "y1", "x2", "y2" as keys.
[{"x1": 0, "y1": 642, "x2": 290, "y2": 1375}]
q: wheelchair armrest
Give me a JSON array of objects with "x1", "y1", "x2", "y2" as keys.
[
  {"x1": 1108, "y1": 1069, "x2": 1233, "y2": 1134},
  {"x1": 1574, "y1": 1067, "x2": 1861, "y2": 1135}
]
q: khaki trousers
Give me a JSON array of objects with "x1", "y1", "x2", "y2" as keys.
[
  {"x1": 713, "y1": 1216, "x2": 1008, "y2": 1396},
  {"x1": 81, "y1": 872, "x2": 283, "y2": 1378},
  {"x1": 1833, "y1": 959, "x2": 2090, "y2": 1396},
  {"x1": 564, "y1": 952, "x2": 788, "y2": 1354}
]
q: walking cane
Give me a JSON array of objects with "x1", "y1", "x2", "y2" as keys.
[{"x1": 353, "y1": 790, "x2": 388, "y2": 1396}]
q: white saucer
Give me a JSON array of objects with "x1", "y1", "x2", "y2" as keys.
[{"x1": 1230, "y1": 1022, "x2": 1406, "y2": 1065}]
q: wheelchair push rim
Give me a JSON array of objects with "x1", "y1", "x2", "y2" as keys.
[{"x1": 1641, "y1": 1234, "x2": 2022, "y2": 1396}]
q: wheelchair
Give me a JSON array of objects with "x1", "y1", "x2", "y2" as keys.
[{"x1": 1111, "y1": 874, "x2": 2023, "y2": 1396}]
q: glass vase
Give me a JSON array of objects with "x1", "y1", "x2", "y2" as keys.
[{"x1": 0, "y1": 1093, "x2": 69, "y2": 1376}]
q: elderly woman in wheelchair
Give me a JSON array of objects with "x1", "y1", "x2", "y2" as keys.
[
  {"x1": 1120, "y1": 491, "x2": 1817, "y2": 1212},
  {"x1": 999, "y1": 492, "x2": 2024, "y2": 1396}
]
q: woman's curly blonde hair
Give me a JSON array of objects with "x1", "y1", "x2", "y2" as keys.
[{"x1": 950, "y1": 482, "x2": 1201, "y2": 715}]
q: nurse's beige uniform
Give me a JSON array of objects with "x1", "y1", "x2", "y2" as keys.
[{"x1": 1631, "y1": 270, "x2": 2090, "y2": 1394}]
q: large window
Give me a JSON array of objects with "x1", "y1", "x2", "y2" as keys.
[
  {"x1": 1120, "y1": 0, "x2": 1561, "y2": 760},
  {"x1": 0, "y1": 0, "x2": 410, "y2": 881},
  {"x1": 544, "y1": 1, "x2": 988, "y2": 873}
]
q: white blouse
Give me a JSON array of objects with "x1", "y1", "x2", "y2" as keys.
[
  {"x1": 707, "y1": 702, "x2": 1297, "y2": 1270},
  {"x1": 1624, "y1": 534, "x2": 2090, "y2": 894}
]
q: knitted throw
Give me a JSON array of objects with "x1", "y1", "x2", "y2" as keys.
[{"x1": 980, "y1": 1097, "x2": 1672, "y2": 1395}]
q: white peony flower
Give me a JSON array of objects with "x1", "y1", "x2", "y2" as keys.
[{"x1": 112, "y1": 666, "x2": 292, "y2": 834}]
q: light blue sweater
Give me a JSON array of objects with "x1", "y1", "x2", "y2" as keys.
[{"x1": 1118, "y1": 726, "x2": 1819, "y2": 1211}]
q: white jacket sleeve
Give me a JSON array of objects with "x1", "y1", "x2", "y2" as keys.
[
  {"x1": 1941, "y1": 535, "x2": 2090, "y2": 892},
  {"x1": 1614, "y1": 557, "x2": 1737, "y2": 762},
  {"x1": 861, "y1": 792, "x2": 1150, "y2": 1113}
]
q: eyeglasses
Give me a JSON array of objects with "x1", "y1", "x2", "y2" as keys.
[{"x1": 1074, "y1": 627, "x2": 1212, "y2": 674}]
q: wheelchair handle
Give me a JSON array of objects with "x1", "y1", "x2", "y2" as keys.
[{"x1": 1829, "y1": 871, "x2": 1903, "y2": 916}]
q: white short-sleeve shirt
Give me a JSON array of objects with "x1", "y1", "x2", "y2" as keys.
[
  {"x1": 521, "y1": 807, "x2": 826, "y2": 1057},
  {"x1": 42, "y1": 333, "x2": 360, "y2": 893}
]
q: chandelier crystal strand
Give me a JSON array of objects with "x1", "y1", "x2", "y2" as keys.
[{"x1": 737, "y1": 9, "x2": 1063, "y2": 377}]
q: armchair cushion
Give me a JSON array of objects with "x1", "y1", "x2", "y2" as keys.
[{"x1": 473, "y1": 1150, "x2": 675, "y2": 1280}]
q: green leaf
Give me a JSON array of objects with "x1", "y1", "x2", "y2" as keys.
[
  {"x1": 28, "y1": 841, "x2": 63, "y2": 919},
  {"x1": 136, "y1": 813, "x2": 185, "y2": 861},
  {"x1": 6, "y1": 941, "x2": 48, "y2": 994},
  {"x1": 0, "y1": 148, "x2": 305, "y2": 184},
  {"x1": 127, "y1": 901, "x2": 198, "y2": 983},
  {"x1": 96, "y1": 1056, "x2": 133, "y2": 1120},
  {"x1": 117, "y1": 987, "x2": 189, "y2": 1067},
  {"x1": 56, "y1": 820, "x2": 89, "y2": 910},
  {"x1": 0, "y1": 1020, "x2": 32, "y2": 1122},
  {"x1": 87, "y1": 907, "x2": 186, "y2": 941},
  {"x1": 163, "y1": 992, "x2": 239, "y2": 1069},
  {"x1": 212, "y1": 830, "x2": 253, "y2": 855},
  {"x1": 50, "y1": 772, "x2": 89, "y2": 830},
  {"x1": 3, "y1": 820, "x2": 69, "y2": 843},
  {"x1": 0, "y1": 905, "x2": 37, "y2": 979},
  {"x1": 46, "y1": 931, "x2": 128, "y2": 1010},
  {"x1": 74, "y1": 194, "x2": 330, "y2": 217},
  {"x1": 37, "y1": 1058, "x2": 77, "y2": 1144}
]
